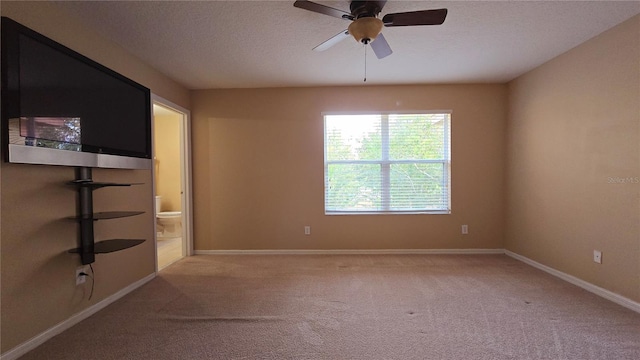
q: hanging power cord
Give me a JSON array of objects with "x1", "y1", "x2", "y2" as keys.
[
  {"x1": 88, "y1": 263, "x2": 95, "y2": 300},
  {"x1": 79, "y1": 264, "x2": 96, "y2": 301}
]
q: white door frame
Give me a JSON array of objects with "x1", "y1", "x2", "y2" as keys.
[{"x1": 151, "y1": 94, "x2": 193, "y2": 271}]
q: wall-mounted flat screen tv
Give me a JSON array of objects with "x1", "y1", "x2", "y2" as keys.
[{"x1": 1, "y1": 17, "x2": 152, "y2": 169}]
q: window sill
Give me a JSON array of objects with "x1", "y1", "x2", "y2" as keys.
[{"x1": 325, "y1": 210, "x2": 451, "y2": 216}]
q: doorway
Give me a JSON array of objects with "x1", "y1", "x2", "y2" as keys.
[{"x1": 152, "y1": 95, "x2": 192, "y2": 270}]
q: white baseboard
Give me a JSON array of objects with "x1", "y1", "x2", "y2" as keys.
[
  {"x1": 195, "y1": 248, "x2": 506, "y2": 256},
  {"x1": 1, "y1": 273, "x2": 156, "y2": 360},
  {"x1": 505, "y1": 250, "x2": 640, "y2": 314}
]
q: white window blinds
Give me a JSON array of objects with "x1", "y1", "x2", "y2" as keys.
[{"x1": 324, "y1": 113, "x2": 451, "y2": 214}]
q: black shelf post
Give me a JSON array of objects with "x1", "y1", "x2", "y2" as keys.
[{"x1": 77, "y1": 167, "x2": 95, "y2": 264}]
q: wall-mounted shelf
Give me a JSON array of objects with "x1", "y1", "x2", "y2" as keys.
[
  {"x1": 68, "y1": 167, "x2": 146, "y2": 264},
  {"x1": 72, "y1": 211, "x2": 145, "y2": 221},
  {"x1": 69, "y1": 239, "x2": 145, "y2": 254},
  {"x1": 69, "y1": 180, "x2": 143, "y2": 189}
]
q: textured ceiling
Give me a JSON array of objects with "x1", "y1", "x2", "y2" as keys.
[{"x1": 54, "y1": 1, "x2": 640, "y2": 90}]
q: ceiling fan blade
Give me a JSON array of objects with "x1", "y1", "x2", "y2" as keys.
[
  {"x1": 377, "y1": 0, "x2": 388, "y2": 12},
  {"x1": 313, "y1": 30, "x2": 351, "y2": 52},
  {"x1": 382, "y1": 8, "x2": 448, "y2": 27},
  {"x1": 370, "y1": 33, "x2": 392, "y2": 59},
  {"x1": 294, "y1": 0, "x2": 354, "y2": 21}
]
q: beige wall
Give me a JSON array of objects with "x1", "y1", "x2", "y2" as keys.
[
  {"x1": 154, "y1": 110, "x2": 182, "y2": 212},
  {"x1": 191, "y1": 85, "x2": 507, "y2": 251},
  {"x1": 506, "y1": 15, "x2": 640, "y2": 302},
  {"x1": 0, "y1": 2, "x2": 189, "y2": 353}
]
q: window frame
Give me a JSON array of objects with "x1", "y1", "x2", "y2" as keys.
[{"x1": 323, "y1": 111, "x2": 452, "y2": 215}]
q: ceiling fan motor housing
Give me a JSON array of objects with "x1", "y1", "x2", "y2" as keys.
[{"x1": 349, "y1": 1, "x2": 383, "y2": 18}]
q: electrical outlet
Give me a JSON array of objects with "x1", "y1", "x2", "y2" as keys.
[
  {"x1": 593, "y1": 250, "x2": 602, "y2": 264},
  {"x1": 304, "y1": 226, "x2": 311, "y2": 235},
  {"x1": 461, "y1": 225, "x2": 468, "y2": 235},
  {"x1": 76, "y1": 266, "x2": 87, "y2": 285}
]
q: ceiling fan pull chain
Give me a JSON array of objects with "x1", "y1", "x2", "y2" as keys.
[{"x1": 364, "y1": 44, "x2": 367, "y2": 82}]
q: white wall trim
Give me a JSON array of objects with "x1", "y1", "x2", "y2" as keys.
[
  {"x1": 151, "y1": 93, "x2": 194, "y2": 264},
  {"x1": 0, "y1": 273, "x2": 156, "y2": 360},
  {"x1": 195, "y1": 248, "x2": 506, "y2": 256},
  {"x1": 505, "y1": 250, "x2": 640, "y2": 314}
]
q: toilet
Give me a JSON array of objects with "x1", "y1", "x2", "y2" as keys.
[{"x1": 155, "y1": 196, "x2": 182, "y2": 240}]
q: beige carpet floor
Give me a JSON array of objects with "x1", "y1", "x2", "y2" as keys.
[{"x1": 20, "y1": 254, "x2": 640, "y2": 359}]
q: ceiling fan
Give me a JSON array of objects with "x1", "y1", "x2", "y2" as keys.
[{"x1": 293, "y1": 0, "x2": 448, "y2": 59}]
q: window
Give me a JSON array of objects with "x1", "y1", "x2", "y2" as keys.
[{"x1": 324, "y1": 112, "x2": 451, "y2": 214}]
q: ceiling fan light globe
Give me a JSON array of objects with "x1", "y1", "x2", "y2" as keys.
[{"x1": 348, "y1": 17, "x2": 383, "y2": 44}]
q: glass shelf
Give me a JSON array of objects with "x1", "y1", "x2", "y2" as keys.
[
  {"x1": 73, "y1": 211, "x2": 145, "y2": 221},
  {"x1": 69, "y1": 239, "x2": 145, "y2": 254},
  {"x1": 69, "y1": 180, "x2": 143, "y2": 190}
]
